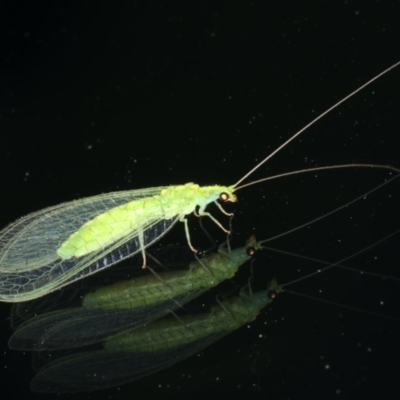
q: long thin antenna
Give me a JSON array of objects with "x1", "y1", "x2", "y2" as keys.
[
  {"x1": 281, "y1": 228, "x2": 400, "y2": 288},
  {"x1": 265, "y1": 245, "x2": 400, "y2": 283},
  {"x1": 257, "y1": 171, "x2": 400, "y2": 243},
  {"x1": 234, "y1": 60, "x2": 400, "y2": 188},
  {"x1": 235, "y1": 164, "x2": 400, "y2": 191},
  {"x1": 283, "y1": 289, "x2": 400, "y2": 322}
]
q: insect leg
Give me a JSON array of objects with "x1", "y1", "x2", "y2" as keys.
[
  {"x1": 180, "y1": 216, "x2": 198, "y2": 253},
  {"x1": 214, "y1": 201, "x2": 234, "y2": 217},
  {"x1": 138, "y1": 229, "x2": 147, "y2": 268},
  {"x1": 197, "y1": 209, "x2": 231, "y2": 234},
  {"x1": 214, "y1": 296, "x2": 235, "y2": 318},
  {"x1": 193, "y1": 253, "x2": 214, "y2": 276}
]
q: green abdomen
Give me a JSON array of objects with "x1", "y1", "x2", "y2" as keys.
[{"x1": 56, "y1": 185, "x2": 199, "y2": 259}]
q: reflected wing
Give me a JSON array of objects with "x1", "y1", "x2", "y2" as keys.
[
  {"x1": 9, "y1": 250, "x2": 213, "y2": 350},
  {"x1": 31, "y1": 335, "x2": 227, "y2": 393},
  {"x1": 9, "y1": 240, "x2": 258, "y2": 350},
  {"x1": 9, "y1": 246, "x2": 195, "y2": 329},
  {"x1": 29, "y1": 284, "x2": 277, "y2": 393},
  {"x1": 10, "y1": 284, "x2": 84, "y2": 330},
  {"x1": 9, "y1": 291, "x2": 204, "y2": 350}
]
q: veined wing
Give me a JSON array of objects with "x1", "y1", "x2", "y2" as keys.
[
  {"x1": 9, "y1": 246, "x2": 195, "y2": 329},
  {"x1": 0, "y1": 187, "x2": 182, "y2": 302},
  {"x1": 9, "y1": 240, "x2": 255, "y2": 350},
  {"x1": 0, "y1": 187, "x2": 168, "y2": 272},
  {"x1": 30, "y1": 283, "x2": 278, "y2": 393},
  {"x1": 9, "y1": 291, "x2": 203, "y2": 350},
  {"x1": 30, "y1": 336, "x2": 226, "y2": 393},
  {"x1": 10, "y1": 284, "x2": 84, "y2": 330},
  {"x1": 9, "y1": 250, "x2": 203, "y2": 350}
]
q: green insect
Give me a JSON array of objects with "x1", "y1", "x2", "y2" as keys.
[
  {"x1": 28, "y1": 280, "x2": 279, "y2": 393},
  {"x1": 27, "y1": 237, "x2": 399, "y2": 395},
  {"x1": 0, "y1": 61, "x2": 399, "y2": 302},
  {"x1": 9, "y1": 236, "x2": 262, "y2": 350},
  {"x1": 12, "y1": 225, "x2": 400, "y2": 393}
]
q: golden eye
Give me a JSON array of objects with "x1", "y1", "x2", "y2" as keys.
[
  {"x1": 219, "y1": 192, "x2": 229, "y2": 202},
  {"x1": 246, "y1": 246, "x2": 256, "y2": 256},
  {"x1": 268, "y1": 290, "x2": 277, "y2": 300}
]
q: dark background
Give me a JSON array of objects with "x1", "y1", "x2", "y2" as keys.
[{"x1": 0, "y1": 1, "x2": 400, "y2": 399}]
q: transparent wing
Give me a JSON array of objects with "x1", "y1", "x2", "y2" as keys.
[
  {"x1": 10, "y1": 284, "x2": 84, "y2": 330},
  {"x1": 9, "y1": 291, "x2": 203, "y2": 350},
  {"x1": 0, "y1": 187, "x2": 183, "y2": 302},
  {"x1": 0, "y1": 187, "x2": 166, "y2": 272},
  {"x1": 29, "y1": 283, "x2": 278, "y2": 393},
  {"x1": 8, "y1": 247, "x2": 206, "y2": 350},
  {"x1": 9, "y1": 246, "x2": 195, "y2": 329},
  {"x1": 30, "y1": 333, "x2": 229, "y2": 393},
  {"x1": 9, "y1": 239, "x2": 258, "y2": 350}
]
